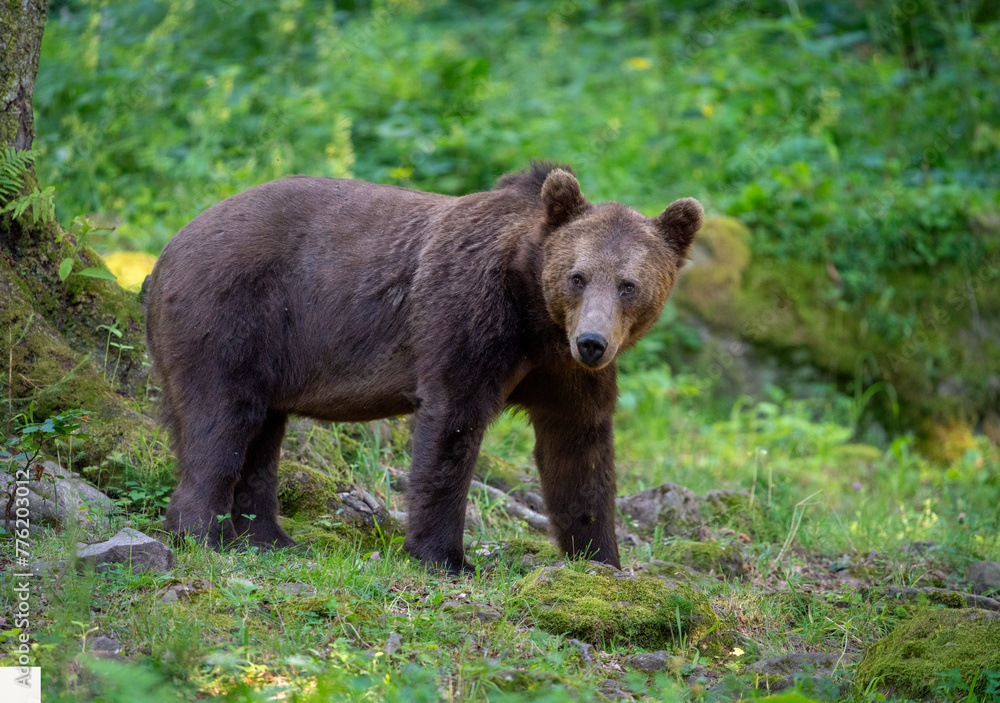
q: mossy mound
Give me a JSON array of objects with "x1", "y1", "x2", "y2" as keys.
[
  {"x1": 854, "y1": 608, "x2": 1000, "y2": 699},
  {"x1": 276, "y1": 461, "x2": 345, "y2": 519},
  {"x1": 494, "y1": 538, "x2": 563, "y2": 574},
  {"x1": 675, "y1": 215, "x2": 1000, "y2": 455},
  {"x1": 518, "y1": 563, "x2": 717, "y2": 649},
  {"x1": 503, "y1": 538, "x2": 561, "y2": 562},
  {"x1": 659, "y1": 541, "x2": 743, "y2": 579}
]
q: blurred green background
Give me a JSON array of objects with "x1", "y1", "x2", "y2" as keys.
[{"x1": 31, "y1": 0, "x2": 1000, "y2": 452}]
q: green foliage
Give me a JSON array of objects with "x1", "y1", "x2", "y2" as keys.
[
  {"x1": 54, "y1": 215, "x2": 118, "y2": 284},
  {"x1": 0, "y1": 147, "x2": 56, "y2": 224},
  {"x1": 1, "y1": 408, "x2": 91, "y2": 478},
  {"x1": 0, "y1": 147, "x2": 34, "y2": 201}
]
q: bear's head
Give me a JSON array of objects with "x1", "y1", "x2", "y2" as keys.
[{"x1": 539, "y1": 168, "x2": 703, "y2": 370}]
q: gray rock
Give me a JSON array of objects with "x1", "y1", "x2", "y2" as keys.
[
  {"x1": 88, "y1": 636, "x2": 121, "y2": 654},
  {"x1": 160, "y1": 579, "x2": 213, "y2": 604},
  {"x1": 683, "y1": 664, "x2": 720, "y2": 687},
  {"x1": 706, "y1": 674, "x2": 752, "y2": 701},
  {"x1": 566, "y1": 638, "x2": 593, "y2": 665},
  {"x1": 384, "y1": 632, "x2": 402, "y2": 656},
  {"x1": 881, "y1": 585, "x2": 1000, "y2": 612},
  {"x1": 597, "y1": 679, "x2": 633, "y2": 701},
  {"x1": 625, "y1": 651, "x2": 670, "y2": 672},
  {"x1": 76, "y1": 528, "x2": 174, "y2": 573},
  {"x1": 28, "y1": 560, "x2": 67, "y2": 576},
  {"x1": 273, "y1": 582, "x2": 317, "y2": 598},
  {"x1": 747, "y1": 653, "x2": 840, "y2": 692},
  {"x1": 967, "y1": 561, "x2": 1000, "y2": 596},
  {"x1": 615, "y1": 483, "x2": 701, "y2": 535},
  {"x1": 0, "y1": 461, "x2": 114, "y2": 532}
]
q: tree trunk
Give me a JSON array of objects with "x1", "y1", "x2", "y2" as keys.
[
  {"x1": 1, "y1": 0, "x2": 156, "y2": 474},
  {"x1": 0, "y1": 0, "x2": 46, "y2": 150}
]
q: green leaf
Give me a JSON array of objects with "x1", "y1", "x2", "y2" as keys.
[
  {"x1": 58, "y1": 258, "x2": 74, "y2": 281},
  {"x1": 75, "y1": 267, "x2": 117, "y2": 281}
]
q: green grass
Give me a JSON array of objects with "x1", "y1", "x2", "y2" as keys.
[{"x1": 4, "y1": 369, "x2": 998, "y2": 700}]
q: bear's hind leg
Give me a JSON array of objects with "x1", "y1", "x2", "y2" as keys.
[
  {"x1": 164, "y1": 397, "x2": 265, "y2": 548},
  {"x1": 232, "y1": 410, "x2": 295, "y2": 549}
]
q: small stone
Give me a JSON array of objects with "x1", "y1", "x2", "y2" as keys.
[
  {"x1": 967, "y1": 561, "x2": 1000, "y2": 596},
  {"x1": 566, "y1": 638, "x2": 593, "y2": 665},
  {"x1": 274, "y1": 582, "x2": 317, "y2": 598},
  {"x1": 748, "y1": 653, "x2": 840, "y2": 692},
  {"x1": 597, "y1": 679, "x2": 633, "y2": 701},
  {"x1": 384, "y1": 631, "x2": 402, "y2": 656},
  {"x1": 88, "y1": 636, "x2": 121, "y2": 654},
  {"x1": 625, "y1": 651, "x2": 670, "y2": 672},
  {"x1": 76, "y1": 528, "x2": 174, "y2": 573},
  {"x1": 160, "y1": 580, "x2": 212, "y2": 604}
]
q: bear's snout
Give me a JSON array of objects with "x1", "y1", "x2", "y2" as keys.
[{"x1": 576, "y1": 332, "x2": 608, "y2": 367}]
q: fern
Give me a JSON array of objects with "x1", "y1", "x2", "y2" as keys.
[
  {"x1": 1, "y1": 185, "x2": 56, "y2": 223},
  {"x1": 0, "y1": 147, "x2": 35, "y2": 202},
  {"x1": 0, "y1": 148, "x2": 56, "y2": 224}
]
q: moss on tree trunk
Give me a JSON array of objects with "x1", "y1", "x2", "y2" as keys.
[{"x1": 1, "y1": 0, "x2": 160, "y2": 479}]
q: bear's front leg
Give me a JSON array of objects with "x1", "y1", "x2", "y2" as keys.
[
  {"x1": 403, "y1": 402, "x2": 488, "y2": 574},
  {"x1": 531, "y1": 408, "x2": 620, "y2": 568}
]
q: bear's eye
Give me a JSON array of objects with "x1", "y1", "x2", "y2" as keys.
[
  {"x1": 619, "y1": 282, "x2": 636, "y2": 296},
  {"x1": 570, "y1": 274, "x2": 586, "y2": 288}
]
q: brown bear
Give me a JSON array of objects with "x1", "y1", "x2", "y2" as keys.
[{"x1": 145, "y1": 162, "x2": 702, "y2": 573}]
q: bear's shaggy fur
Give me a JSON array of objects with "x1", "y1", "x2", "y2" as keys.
[{"x1": 145, "y1": 162, "x2": 702, "y2": 572}]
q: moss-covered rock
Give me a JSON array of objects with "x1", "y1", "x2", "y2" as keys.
[
  {"x1": 854, "y1": 608, "x2": 1000, "y2": 699},
  {"x1": 615, "y1": 482, "x2": 702, "y2": 536},
  {"x1": 675, "y1": 215, "x2": 1000, "y2": 455},
  {"x1": 492, "y1": 538, "x2": 563, "y2": 574},
  {"x1": 659, "y1": 541, "x2": 744, "y2": 579},
  {"x1": 617, "y1": 483, "x2": 777, "y2": 540},
  {"x1": 277, "y1": 462, "x2": 401, "y2": 552},
  {"x1": 277, "y1": 461, "x2": 345, "y2": 519},
  {"x1": 701, "y1": 489, "x2": 778, "y2": 540},
  {"x1": 518, "y1": 562, "x2": 718, "y2": 649}
]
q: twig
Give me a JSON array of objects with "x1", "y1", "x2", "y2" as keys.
[{"x1": 470, "y1": 479, "x2": 550, "y2": 533}]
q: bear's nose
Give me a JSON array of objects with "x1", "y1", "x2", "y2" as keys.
[{"x1": 576, "y1": 333, "x2": 607, "y2": 367}]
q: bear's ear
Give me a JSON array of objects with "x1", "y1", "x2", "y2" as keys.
[
  {"x1": 654, "y1": 197, "x2": 703, "y2": 258},
  {"x1": 541, "y1": 169, "x2": 588, "y2": 230}
]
